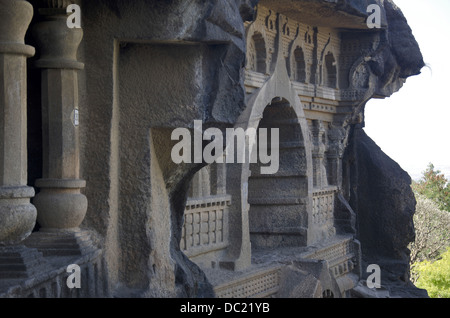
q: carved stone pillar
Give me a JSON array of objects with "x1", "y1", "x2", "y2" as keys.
[
  {"x1": 327, "y1": 125, "x2": 346, "y2": 187},
  {"x1": 189, "y1": 166, "x2": 212, "y2": 199},
  {"x1": 311, "y1": 120, "x2": 328, "y2": 189},
  {"x1": 0, "y1": 0, "x2": 49, "y2": 281},
  {"x1": 0, "y1": 0, "x2": 36, "y2": 246},
  {"x1": 210, "y1": 161, "x2": 227, "y2": 196},
  {"x1": 24, "y1": 1, "x2": 92, "y2": 256}
]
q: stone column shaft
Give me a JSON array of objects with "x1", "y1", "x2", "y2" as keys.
[
  {"x1": 0, "y1": 0, "x2": 51, "y2": 285},
  {"x1": 210, "y1": 161, "x2": 227, "y2": 195},
  {"x1": 0, "y1": 54, "x2": 28, "y2": 186},
  {"x1": 31, "y1": 6, "x2": 87, "y2": 231},
  {"x1": 41, "y1": 68, "x2": 80, "y2": 179},
  {"x1": 23, "y1": 3, "x2": 94, "y2": 257}
]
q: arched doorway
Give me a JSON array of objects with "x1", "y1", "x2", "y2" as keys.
[{"x1": 248, "y1": 97, "x2": 309, "y2": 249}]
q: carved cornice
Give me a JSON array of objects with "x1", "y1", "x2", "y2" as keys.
[{"x1": 33, "y1": 0, "x2": 83, "y2": 69}]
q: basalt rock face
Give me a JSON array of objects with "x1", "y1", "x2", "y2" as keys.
[
  {"x1": 339, "y1": 0, "x2": 425, "y2": 296},
  {"x1": 344, "y1": 128, "x2": 420, "y2": 294},
  {"x1": 371, "y1": 0, "x2": 425, "y2": 96}
]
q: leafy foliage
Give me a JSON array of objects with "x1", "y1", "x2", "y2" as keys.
[
  {"x1": 410, "y1": 163, "x2": 450, "y2": 297},
  {"x1": 412, "y1": 163, "x2": 450, "y2": 213},
  {"x1": 411, "y1": 248, "x2": 450, "y2": 298},
  {"x1": 409, "y1": 194, "x2": 450, "y2": 264}
]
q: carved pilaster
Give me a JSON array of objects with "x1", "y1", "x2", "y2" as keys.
[
  {"x1": 210, "y1": 160, "x2": 227, "y2": 196},
  {"x1": 327, "y1": 124, "x2": 346, "y2": 187},
  {"x1": 24, "y1": 1, "x2": 91, "y2": 256},
  {"x1": 311, "y1": 120, "x2": 328, "y2": 189}
]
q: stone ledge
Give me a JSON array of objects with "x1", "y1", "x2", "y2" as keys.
[
  {"x1": 0, "y1": 186, "x2": 35, "y2": 199},
  {"x1": 0, "y1": 43, "x2": 35, "y2": 56}
]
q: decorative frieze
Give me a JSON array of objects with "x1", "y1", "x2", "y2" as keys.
[{"x1": 244, "y1": 6, "x2": 343, "y2": 111}]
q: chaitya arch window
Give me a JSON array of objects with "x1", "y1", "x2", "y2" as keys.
[
  {"x1": 293, "y1": 46, "x2": 306, "y2": 83},
  {"x1": 324, "y1": 52, "x2": 337, "y2": 88},
  {"x1": 250, "y1": 32, "x2": 267, "y2": 74}
]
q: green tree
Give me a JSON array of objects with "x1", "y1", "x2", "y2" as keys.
[
  {"x1": 412, "y1": 163, "x2": 450, "y2": 213},
  {"x1": 409, "y1": 194, "x2": 450, "y2": 264},
  {"x1": 411, "y1": 247, "x2": 450, "y2": 298}
]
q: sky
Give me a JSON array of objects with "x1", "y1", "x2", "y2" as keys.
[{"x1": 363, "y1": 0, "x2": 450, "y2": 181}]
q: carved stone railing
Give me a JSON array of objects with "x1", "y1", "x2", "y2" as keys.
[
  {"x1": 181, "y1": 195, "x2": 231, "y2": 258},
  {"x1": 214, "y1": 266, "x2": 281, "y2": 298},
  {"x1": 303, "y1": 236, "x2": 357, "y2": 280},
  {"x1": 312, "y1": 187, "x2": 337, "y2": 226},
  {"x1": 0, "y1": 248, "x2": 105, "y2": 298}
]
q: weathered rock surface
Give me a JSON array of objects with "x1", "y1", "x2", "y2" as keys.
[
  {"x1": 337, "y1": 0, "x2": 426, "y2": 297},
  {"x1": 345, "y1": 129, "x2": 415, "y2": 282}
]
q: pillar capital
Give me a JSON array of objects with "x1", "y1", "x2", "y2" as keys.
[
  {"x1": 0, "y1": 0, "x2": 35, "y2": 57},
  {"x1": 33, "y1": 0, "x2": 84, "y2": 70}
]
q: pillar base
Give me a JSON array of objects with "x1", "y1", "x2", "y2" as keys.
[
  {"x1": 24, "y1": 228, "x2": 96, "y2": 257},
  {"x1": 33, "y1": 179, "x2": 87, "y2": 229},
  {"x1": 0, "y1": 186, "x2": 37, "y2": 246}
]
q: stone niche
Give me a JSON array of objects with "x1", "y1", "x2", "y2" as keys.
[{"x1": 0, "y1": 0, "x2": 428, "y2": 299}]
